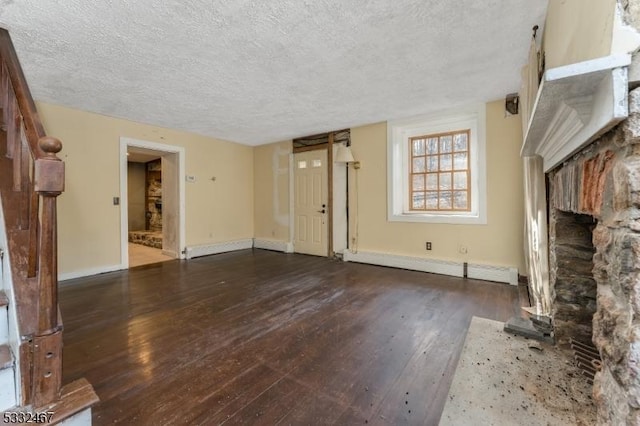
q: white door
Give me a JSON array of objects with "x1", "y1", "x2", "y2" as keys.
[{"x1": 294, "y1": 150, "x2": 328, "y2": 256}]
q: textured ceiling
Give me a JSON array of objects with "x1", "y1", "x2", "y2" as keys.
[{"x1": 0, "y1": 1, "x2": 548, "y2": 146}]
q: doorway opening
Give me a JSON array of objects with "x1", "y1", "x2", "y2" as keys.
[
  {"x1": 127, "y1": 154, "x2": 171, "y2": 267},
  {"x1": 291, "y1": 130, "x2": 349, "y2": 257},
  {"x1": 120, "y1": 138, "x2": 186, "y2": 269}
]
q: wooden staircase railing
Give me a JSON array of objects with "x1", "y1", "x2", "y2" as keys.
[{"x1": 0, "y1": 28, "x2": 97, "y2": 416}]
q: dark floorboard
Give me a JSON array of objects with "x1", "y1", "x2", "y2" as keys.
[{"x1": 59, "y1": 249, "x2": 519, "y2": 425}]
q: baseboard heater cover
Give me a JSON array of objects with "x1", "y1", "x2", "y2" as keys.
[
  {"x1": 468, "y1": 263, "x2": 519, "y2": 285},
  {"x1": 185, "y1": 239, "x2": 253, "y2": 259},
  {"x1": 343, "y1": 250, "x2": 517, "y2": 285},
  {"x1": 253, "y1": 239, "x2": 294, "y2": 253}
]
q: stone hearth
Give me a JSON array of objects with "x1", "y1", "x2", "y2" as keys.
[{"x1": 547, "y1": 87, "x2": 640, "y2": 424}]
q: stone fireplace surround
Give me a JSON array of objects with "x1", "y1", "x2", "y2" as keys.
[{"x1": 547, "y1": 88, "x2": 640, "y2": 424}]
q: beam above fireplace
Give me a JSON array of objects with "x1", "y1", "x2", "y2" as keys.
[{"x1": 521, "y1": 54, "x2": 631, "y2": 172}]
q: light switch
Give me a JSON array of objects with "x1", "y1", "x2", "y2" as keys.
[{"x1": 113, "y1": 197, "x2": 120, "y2": 205}]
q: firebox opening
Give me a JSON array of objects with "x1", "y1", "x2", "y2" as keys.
[{"x1": 550, "y1": 209, "x2": 597, "y2": 348}]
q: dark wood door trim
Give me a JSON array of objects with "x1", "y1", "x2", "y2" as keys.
[
  {"x1": 292, "y1": 142, "x2": 329, "y2": 153},
  {"x1": 328, "y1": 133, "x2": 334, "y2": 257}
]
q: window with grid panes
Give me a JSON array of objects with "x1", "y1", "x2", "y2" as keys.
[
  {"x1": 387, "y1": 104, "x2": 486, "y2": 224},
  {"x1": 409, "y1": 130, "x2": 470, "y2": 211}
]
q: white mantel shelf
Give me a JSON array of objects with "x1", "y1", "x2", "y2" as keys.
[{"x1": 521, "y1": 54, "x2": 632, "y2": 172}]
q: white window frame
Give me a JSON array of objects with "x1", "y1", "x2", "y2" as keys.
[{"x1": 387, "y1": 104, "x2": 487, "y2": 224}]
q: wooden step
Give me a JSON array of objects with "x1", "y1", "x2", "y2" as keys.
[
  {"x1": 0, "y1": 344, "x2": 12, "y2": 370},
  {"x1": 0, "y1": 379, "x2": 98, "y2": 425},
  {"x1": 36, "y1": 378, "x2": 99, "y2": 425}
]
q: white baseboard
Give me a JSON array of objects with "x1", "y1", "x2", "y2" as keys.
[
  {"x1": 343, "y1": 250, "x2": 517, "y2": 285},
  {"x1": 56, "y1": 244, "x2": 517, "y2": 286},
  {"x1": 58, "y1": 407, "x2": 92, "y2": 426},
  {"x1": 253, "y1": 239, "x2": 292, "y2": 253},
  {"x1": 59, "y1": 264, "x2": 124, "y2": 282},
  {"x1": 185, "y1": 239, "x2": 253, "y2": 259},
  {"x1": 161, "y1": 249, "x2": 179, "y2": 258},
  {"x1": 59, "y1": 238, "x2": 257, "y2": 279}
]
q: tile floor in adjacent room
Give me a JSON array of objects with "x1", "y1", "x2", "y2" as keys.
[{"x1": 128, "y1": 242, "x2": 174, "y2": 268}]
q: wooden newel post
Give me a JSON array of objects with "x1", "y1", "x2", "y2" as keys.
[
  {"x1": 34, "y1": 136, "x2": 64, "y2": 332},
  {"x1": 32, "y1": 136, "x2": 64, "y2": 407}
]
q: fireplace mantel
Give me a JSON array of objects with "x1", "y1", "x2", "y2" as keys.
[{"x1": 521, "y1": 54, "x2": 631, "y2": 172}]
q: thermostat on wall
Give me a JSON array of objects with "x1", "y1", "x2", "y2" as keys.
[{"x1": 186, "y1": 175, "x2": 196, "y2": 183}]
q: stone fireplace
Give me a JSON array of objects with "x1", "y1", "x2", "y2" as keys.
[
  {"x1": 546, "y1": 88, "x2": 640, "y2": 424},
  {"x1": 548, "y1": 209, "x2": 597, "y2": 346}
]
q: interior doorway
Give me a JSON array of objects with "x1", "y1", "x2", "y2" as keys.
[
  {"x1": 119, "y1": 137, "x2": 186, "y2": 269},
  {"x1": 126, "y1": 154, "x2": 171, "y2": 267}
]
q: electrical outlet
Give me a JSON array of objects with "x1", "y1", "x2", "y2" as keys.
[{"x1": 426, "y1": 242, "x2": 432, "y2": 250}]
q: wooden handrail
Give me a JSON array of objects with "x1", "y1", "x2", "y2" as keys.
[
  {"x1": 0, "y1": 27, "x2": 65, "y2": 408},
  {"x1": 0, "y1": 29, "x2": 47, "y2": 158}
]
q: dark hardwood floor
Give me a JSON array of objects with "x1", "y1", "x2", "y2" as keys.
[{"x1": 59, "y1": 249, "x2": 519, "y2": 425}]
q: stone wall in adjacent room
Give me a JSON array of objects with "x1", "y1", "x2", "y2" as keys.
[
  {"x1": 548, "y1": 87, "x2": 640, "y2": 425},
  {"x1": 147, "y1": 159, "x2": 162, "y2": 232}
]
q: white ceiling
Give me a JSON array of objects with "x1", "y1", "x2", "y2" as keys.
[
  {"x1": 0, "y1": 1, "x2": 548, "y2": 146},
  {"x1": 127, "y1": 149, "x2": 160, "y2": 164}
]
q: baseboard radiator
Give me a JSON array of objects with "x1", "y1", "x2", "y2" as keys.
[
  {"x1": 185, "y1": 240, "x2": 518, "y2": 285},
  {"x1": 185, "y1": 239, "x2": 254, "y2": 259},
  {"x1": 343, "y1": 250, "x2": 518, "y2": 286},
  {"x1": 253, "y1": 238, "x2": 293, "y2": 253},
  {"x1": 185, "y1": 238, "x2": 295, "y2": 259}
]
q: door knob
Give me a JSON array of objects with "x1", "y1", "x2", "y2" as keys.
[{"x1": 318, "y1": 209, "x2": 326, "y2": 214}]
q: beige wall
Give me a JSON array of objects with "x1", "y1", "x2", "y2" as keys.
[
  {"x1": 253, "y1": 141, "x2": 349, "y2": 252},
  {"x1": 38, "y1": 102, "x2": 254, "y2": 277},
  {"x1": 253, "y1": 101, "x2": 525, "y2": 272},
  {"x1": 349, "y1": 100, "x2": 526, "y2": 272},
  {"x1": 253, "y1": 140, "x2": 291, "y2": 241},
  {"x1": 543, "y1": 0, "x2": 615, "y2": 68}
]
